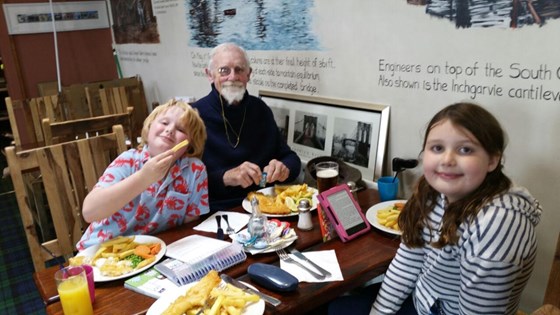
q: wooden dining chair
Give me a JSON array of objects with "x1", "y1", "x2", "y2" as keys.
[
  {"x1": 5, "y1": 95, "x2": 62, "y2": 149},
  {"x1": 41, "y1": 111, "x2": 134, "y2": 146},
  {"x1": 6, "y1": 125, "x2": 127, "y2": 272}
]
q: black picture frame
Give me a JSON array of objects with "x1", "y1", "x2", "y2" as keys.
[{"x1": 259, "y1": 90, "x2": 390, "y2": 181}]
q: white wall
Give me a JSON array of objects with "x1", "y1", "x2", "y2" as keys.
[{"x1": 115, "y1": 0, "x2": 560, "y2": 310}]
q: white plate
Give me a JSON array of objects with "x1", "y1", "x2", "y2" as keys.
[
  {"x1": 242, "y1": 186, "x2": 319, "y2": 217},
  {"x1": 231, "y1": 228, "x2": 297, "y2": 254},
  {"x1": 365, "y1": 200, "x2": 407, "y2": 236},
  {"x1": 76, "y1": 235, "x2": 167, "y2": 282},
  {"x1": 147, "y1": 280, "x2": 265, "y2": 315}
]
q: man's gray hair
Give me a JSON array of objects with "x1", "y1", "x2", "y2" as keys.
[{"x1": 207, "y1": 42, "x2": 251, "y2": 70}]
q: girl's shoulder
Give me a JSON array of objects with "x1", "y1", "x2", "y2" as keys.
[{"x1": 477, "y1": 186, "x2": 542, "y2": 226}]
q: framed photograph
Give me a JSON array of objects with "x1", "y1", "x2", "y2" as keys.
[
  {"x1": 3, "y1": 1, "x2": 109, "y2": 35},
  {"x1": 259, "y1": 90, "x2": 390, "y2": 181}
]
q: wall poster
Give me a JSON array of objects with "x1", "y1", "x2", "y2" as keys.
[{"x1": 3, "y1": 1, "x2": 109, "y2": 35}]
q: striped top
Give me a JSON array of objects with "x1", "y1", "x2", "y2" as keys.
[{"x1": 371, "y1": 187, "x2": 542, "y2": 315}]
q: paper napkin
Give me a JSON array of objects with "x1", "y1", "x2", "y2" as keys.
[
  {"x1": 279, "y1": 250, "x2": 343, "y2": 282},
  {"x1": 193, "y1": 211, "x2": 250, "y2": 233}
]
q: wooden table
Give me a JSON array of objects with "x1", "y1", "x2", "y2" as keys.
[{"x1": 36, "y1": 189, "x2": 399, "y2": 315}]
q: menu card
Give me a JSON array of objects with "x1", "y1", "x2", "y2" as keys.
[{"x1": 154, "y1": 235, "x2": 246, "y2": 286}]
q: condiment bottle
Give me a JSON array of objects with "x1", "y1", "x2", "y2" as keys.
[
  {"x1": 248, "y1": 196, "x2": 267, "y2": 240},
  {"x1": 297, "y1": 199, "x2": 313, "y2": 231},
  {"x1": 347, "y1": 181, "x2": 358, "y2": 201}
]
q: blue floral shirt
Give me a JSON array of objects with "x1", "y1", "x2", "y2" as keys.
[{"x1": 76, "y1": 146, "x2": 209, "y2": 250}]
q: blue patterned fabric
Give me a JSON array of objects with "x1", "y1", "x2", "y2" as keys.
[{"x1": 0, "y1": 174, "x2": 46, "y2": 315}]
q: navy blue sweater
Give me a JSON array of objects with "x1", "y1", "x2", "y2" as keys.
[{"x1": 192, "y1": 85, "x2": 301, "y2": 210}]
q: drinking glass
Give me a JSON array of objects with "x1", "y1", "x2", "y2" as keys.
[
  {"x1": 82, "y1": 264, "x2": 95, "y2": 303},
  {"x1": 316, "y1": 161, "x2": 339, "y2": 193},
  {"x1": 55, "y1": 266, "x2": 94, "y2": 315},
  {"x1": 377, "y1": 176, "x2": 399, "y2": 201}
]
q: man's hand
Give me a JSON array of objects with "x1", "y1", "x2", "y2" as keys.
[
  {"x1": 223, "y1": 162, "x2": 262, "y2": 188},
  {"x1": 264, "y1": 159, "x2": 289, "y2": 183}
]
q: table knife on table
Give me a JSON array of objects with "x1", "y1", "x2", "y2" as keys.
[
  {"x1": 216, "y1": 215, "x2": 224, "y2": 240},
  {"x1": 220, "y1": 274, "x2": 281, "y2": 306},
  {"x1": 290, "y1": 249, "x2": 332, "y2": 277}
]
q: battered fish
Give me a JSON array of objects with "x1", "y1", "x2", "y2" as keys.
[
  {"x1": 247, "y1": 191, "x2": 291, "y2": 215},
  {"x1": 162, "y1": 270, "x2": 221, "y2": 315}
]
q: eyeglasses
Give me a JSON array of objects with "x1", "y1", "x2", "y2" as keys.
[{"x1": 216, "y1": 66, "x2": 248, "y2": 77}]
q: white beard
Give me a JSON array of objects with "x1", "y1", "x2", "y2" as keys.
[{"x1": 220, "y1": 83, "x2": 246, "y2": 104}]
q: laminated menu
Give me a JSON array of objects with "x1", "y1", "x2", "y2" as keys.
[
  {"x1": 154, "y1": 235, "x2": 246, "y2": 286},
  {"x1": 124, "y1": 268, "x2": 178, "y2": 299}
]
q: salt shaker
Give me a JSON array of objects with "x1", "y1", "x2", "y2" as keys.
[
  {"x1": 297, "y1": 199, "x2": 313, "y2": 231},
  {"x1": 248, "y1": 196, "x2": 267, "y2": 239},
  {"x1": 347, "y1": 181, "x2": 359, "y2": 201}
]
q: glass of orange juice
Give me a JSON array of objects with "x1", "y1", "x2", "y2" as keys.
[{"x1": 55, "y1": 266, "x2": 93, "y2": 315}]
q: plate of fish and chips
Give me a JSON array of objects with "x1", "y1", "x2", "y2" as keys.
[
  {"x1": 70, "y1": 235, "x2": 166, "y2": 282},
  {"x1": 148, "y1": 270, "x2": 264, "y2": 315},
  {"x1": 242, "y1": 184, "x2": 318, "y2": 217}
]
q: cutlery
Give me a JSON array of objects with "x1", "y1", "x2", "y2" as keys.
[
  {"x1": 290, "y1": 249, "x2": 331, "y2": 277},
  {"x1": 222, "y1": 214, "x2": 234, "y2": 234},
  {"x1": 220, "y1": 274, "x2": 282, "y2": 306},
  {"x1": 249, "y1": 236, "x2": 297, "y2": 254},
  {"x1": 276, "y1": 248, "x2": 325, "y2": 280},
  {"x1": 215, "y1": 215, "x2": 224, "y2": 240}
]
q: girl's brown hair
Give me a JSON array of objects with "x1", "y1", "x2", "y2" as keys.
[
  {"x1": 139, "y1": 99, "x2": 207, "y2": 159},
  {"x1": 399, "y1": 102, "x2": 512, "y2": 248}
]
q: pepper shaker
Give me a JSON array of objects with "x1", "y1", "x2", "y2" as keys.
[{"x1": 297, "y1": 199, "x2": 313, "y2": 231}]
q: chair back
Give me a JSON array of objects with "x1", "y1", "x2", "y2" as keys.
[
  {"x1": 543, "y1": 232, "x2": 560, "y2": 307},
  {"x1": 6, "y1": 95, "x2": 63, "y2": 149},
  {"x1": 41, "y1": 111, "x2": 134, "y2": 146},
  {"x1": 6, "y1": 125, "x2": 127, "y2": 272}
]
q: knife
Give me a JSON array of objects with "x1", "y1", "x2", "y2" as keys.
[
  {"x1": 290, "y1": 249, "x2": 332, "y2": 277},
  {"x1": 220, "y1": 274, "x2": 282, "y2": 306},
  {"x1": 216, "y1": 215, "x2": 224, "y2": 240}
]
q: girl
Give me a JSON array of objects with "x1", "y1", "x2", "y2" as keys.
[
  {"x1": 371, "y1": 102, "x2": 542, "y2": 314},
  {"x1": 77, "y1": 99, "x2": 209, "y2": 250}
]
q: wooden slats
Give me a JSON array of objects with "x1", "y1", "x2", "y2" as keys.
[
  {"x1": 6, "y1": 125, "x2": 127, "y2": 272},
  {"x1": 8, "y1": 76, "x2": 148, "y2": 152},
  {"x1": 41, "y1": 111, "x2": 133, "y2": 145},
  {"x1": 543, "y1": 233, "x2": 560, "y2": 306}
]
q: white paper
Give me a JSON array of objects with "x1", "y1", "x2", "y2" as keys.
[
  {"x1": 165, "y1": 235, "x2": 233, "y2": 263},
  {"x1": 279, "y1": 250, "x2": 343, "y2": 283},
  {"x1": 193, "y1": 211, "x2": 250, "y2": 233}
]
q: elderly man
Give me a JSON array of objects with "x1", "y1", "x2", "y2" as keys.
[{"x1": 192, "y1": 43, "x2": 301, "y2": 210}]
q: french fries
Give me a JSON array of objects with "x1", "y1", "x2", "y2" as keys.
[
  {"x1": 163, "y1": 270, "x2": 260, "y2": 315},
  {"x1": 376, "y1": 202, "x2": 405, "y2": 231},
  {"x1": 69, "y1": 236, "x2": 162, "y2": 277},
  {"x1": 172, "y1": 139, "x2": 189, "y2": 152},
  {"x1": 207, "y1": 283, "x2": 260, "y2": 315}
]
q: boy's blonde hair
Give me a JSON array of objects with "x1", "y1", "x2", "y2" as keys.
[{"x1": 139, "y1": 99, "x2": 206, "y2": 159}]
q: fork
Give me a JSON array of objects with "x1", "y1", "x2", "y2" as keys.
[
  {"x1": 195, "y1": 281, "x2": 226, "y2": 315},
  {"x1": 222, "y1": 214, "x2": 235, "y2": 234},
  {"x1": 276, "y1": 248, "x2": 326, "y2": 279}
]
